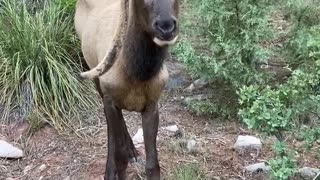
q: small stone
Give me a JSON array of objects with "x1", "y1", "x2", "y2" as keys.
[
  {"x1": 296, "y1": 167, "x2": 320, "y2": 180},
  {"x1": 275, "y1": 43, "x2": 283, "y2": 48},
  {"x1": 184, "y1": 78, "x2": 208, "y2": 93},
  {"x1": 184, "y1": 83, "x2": 195, "y2": 93},
  {"x1": 132, "y1": 128, "x2": 144, "y2": 146},
  {"x1": 38, "y1": 164, "x2": 46, "y2": 172},
  {"x1": 233, "y1": 135, "x2": 262, "y2": 151},
  {"x1": 193, "y1": 78, "x2": 208, "y2": 88},
  {"x1": 187, "y1": 139, "x2": 197, "y2": 153},
  {"x1": 164, "y1": 125, "x2": 179, "y2": 133},
  {"x1": 63, "y1": 176, "x2": 71, "y2": 180},
  {"x1": 0, "y1": 140, "x2": 23, "y2": 158},
  {"x1": 23, "y1": 165, "x2": 33, "y2": 174},
  {"x1": 184, "y1": 94, "x2": 210, "y2": 103},
  {"x1": 245, "y1": 162, "x2": 270, "y2": 173},
  {"x1": 212, "y1": 176, "x2": 222, "y2": 180}
]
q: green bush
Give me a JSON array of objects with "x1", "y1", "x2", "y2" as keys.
[
  {"x1": 284, "y1": 0, "x2": 320, "y2": 28},
  {"x1": 176, "y1": 0, "x2": 272, "y2": 88},
  {"x1": 173, "y1": 0, "x2": 273, "y2": 117},
  {"x1": 269, "y1": 141, "x2": 297, "y2": 180},
  {"x1": 178, "y1": 0, "x2": 320, "y2": 178},
  {"x1": 239, "y1": 26, "x2": 320, "y2": 139},
  {"x1": 0, "y1": 0, "x2": 97, "y2": 132}
]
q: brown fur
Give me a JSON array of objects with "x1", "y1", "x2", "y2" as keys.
[
  {"x1": 74, "y1": 0, "x2": 179, "y2": 179},
  {"x1": 75, "y1": 0, "x2": 171, "y2": 112},
  {"x1": 79, "y1": 0, "x2": 128, "y2": 79}
]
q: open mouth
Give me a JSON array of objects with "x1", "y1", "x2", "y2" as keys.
[
  {"x1": 157, "y1": 33, "x2": 177, "y2": 41},
  {"x1": 153, "y1": 35, "x2": 178, "y2": 47}
]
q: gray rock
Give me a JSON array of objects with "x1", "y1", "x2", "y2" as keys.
[
  {"x1": 184, "y1": 94, "x2": 211, "y2": 103},
  {"x1": 296, "y1": 167, "x2": 320, "y2": 180},
  {"x1": 211, "y1": 176, "x2": 222, "y2": 180},
  {"x1": 184, "y1": 78, "x2": 208, "y2": 93},
  {"x1": 184, "y1": 83, "x2": 195, "y2": 93},
  {"x1": 233, "y1": 135, "x2": 262, "y2": 151},
  {"x1": 23, "y1": 165, "x2": 33, "y2": 174},
  {"x1": 187, "y1": 139, "x2": 197, "y2": 153},
  {"x1": 193, "y1": 78, "x2": 208, "y2": 88},
  {"x1": 164, "y1": 125, "x2": 179, "y2": 133},
  {"x1": 132, "y1": 128, "x2": 144, "y2": 147},
  {"x1": 0, "y1": 140, "x2": 23, "y2": 158},
  {"x1": 38, "y1": 164, "x2": 46, "y2": 172},
  {"x1": 245, "y1": 162, "x2": 270, "y2": 173},
  {"x1": 63, "y1": 176, "x2": 71, "y2": 180}
]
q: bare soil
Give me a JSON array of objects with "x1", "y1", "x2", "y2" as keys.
[
  {"x1": 0, "y1": 97, "x2": 271, "y2": 180},
  {"x1": 0, "y1": 61, "x2": 319, "y2": 180}
]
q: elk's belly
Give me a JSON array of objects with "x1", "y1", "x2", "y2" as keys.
[{"x1": 99, "y1": 64, "x2": 169, "y2": 112}]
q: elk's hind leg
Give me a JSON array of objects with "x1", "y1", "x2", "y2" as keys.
[
  {"x1": 103, "y1": 96, "x2": 129, "y2": 180},
  {"x1": 120, "y1": 115, "x2": 138, "y2": 162}
]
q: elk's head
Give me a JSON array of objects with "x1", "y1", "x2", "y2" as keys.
[{"x1": 135, "y1": 0, "x2": 180, "y2": 47}]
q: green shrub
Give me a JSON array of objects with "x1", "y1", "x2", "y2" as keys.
[
  {"x1": 238, "y1": 4, "x2": 320, "y2": 178},
  {"x1": 178, "y1": 0, "x2": 272, "y2": 87},
  {"x1": 178, "y1": 0, "x2": 320, "y2": 178},
  {"x1": 284, "y1": 0, "x2": 320, "y2": 28},
  {"x1": 0, "y1": 0, "x2": 97, "y2": 132},
  {"x1": 238, "y1": 26, "x2": 320, "y2": 140},
  {"x1": 269, "y1": 141, "x2": 297, "y2": 180},
  {"x1": 173, "y1": 0, "x2": 273, "y2": 117}
]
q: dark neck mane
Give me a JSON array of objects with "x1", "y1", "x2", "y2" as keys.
[{"x1": 123, "y1": 12, "x2": 168, "y2": 81}]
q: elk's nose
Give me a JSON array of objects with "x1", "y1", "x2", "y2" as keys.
[{"x1": 154, "y1": 18, "x2": 176, "y2": 35}]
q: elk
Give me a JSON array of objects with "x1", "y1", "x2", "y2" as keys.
[{"x1": 74, "y1": 0, "x2": 180, "y2": 179}]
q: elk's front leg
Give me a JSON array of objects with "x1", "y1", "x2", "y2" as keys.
[
  {"x1": 103, "y1": 96, "x2": 129, "y2": 180},
  {"x1": 141, "y1": 102, "x2": 160, "y2": 180}
]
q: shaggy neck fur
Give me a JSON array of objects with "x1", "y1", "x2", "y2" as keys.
[{"x1": 123, "y1": 0, "x2": 168, "y2": 81}]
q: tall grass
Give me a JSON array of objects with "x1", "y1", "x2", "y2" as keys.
[
  {"x1": 171, "y1": 164, "x2": 205, "y2": 180},
  {"x1": 0, "y1": 0, "x2": 99, "y2": 132}
]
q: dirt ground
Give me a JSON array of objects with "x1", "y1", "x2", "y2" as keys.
[
  {"x1": 0, "y1": 59, "x2": 319, "y2": 180},
  {"x1": 0, "y1": 100, "x2": 270, "y2": 180}
]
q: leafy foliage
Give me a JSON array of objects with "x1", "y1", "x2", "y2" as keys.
[
  {"x1": 175, "y1": 0, "x2": 272, "y2": 87},
  {"x1": 177, "y1": 0, "x2": 320, "y2": 178},
  {"x1": 173, "y1": 0, "x2": 273, "y2": 118},
  {"x1": 0, "y1": 0, "x2": 98, "y2": 132},
  {"x1": 269, "y1": 141, "x2": 297, "y2": 180}
]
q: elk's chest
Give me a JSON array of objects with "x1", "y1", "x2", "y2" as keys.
[{"x1": 99, "y1": 62, "x2": 169, "y2": 112}]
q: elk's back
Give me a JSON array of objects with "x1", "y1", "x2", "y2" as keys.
[{"x1": 74, "y1": 0, "x2": 122, "y2": 68}]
